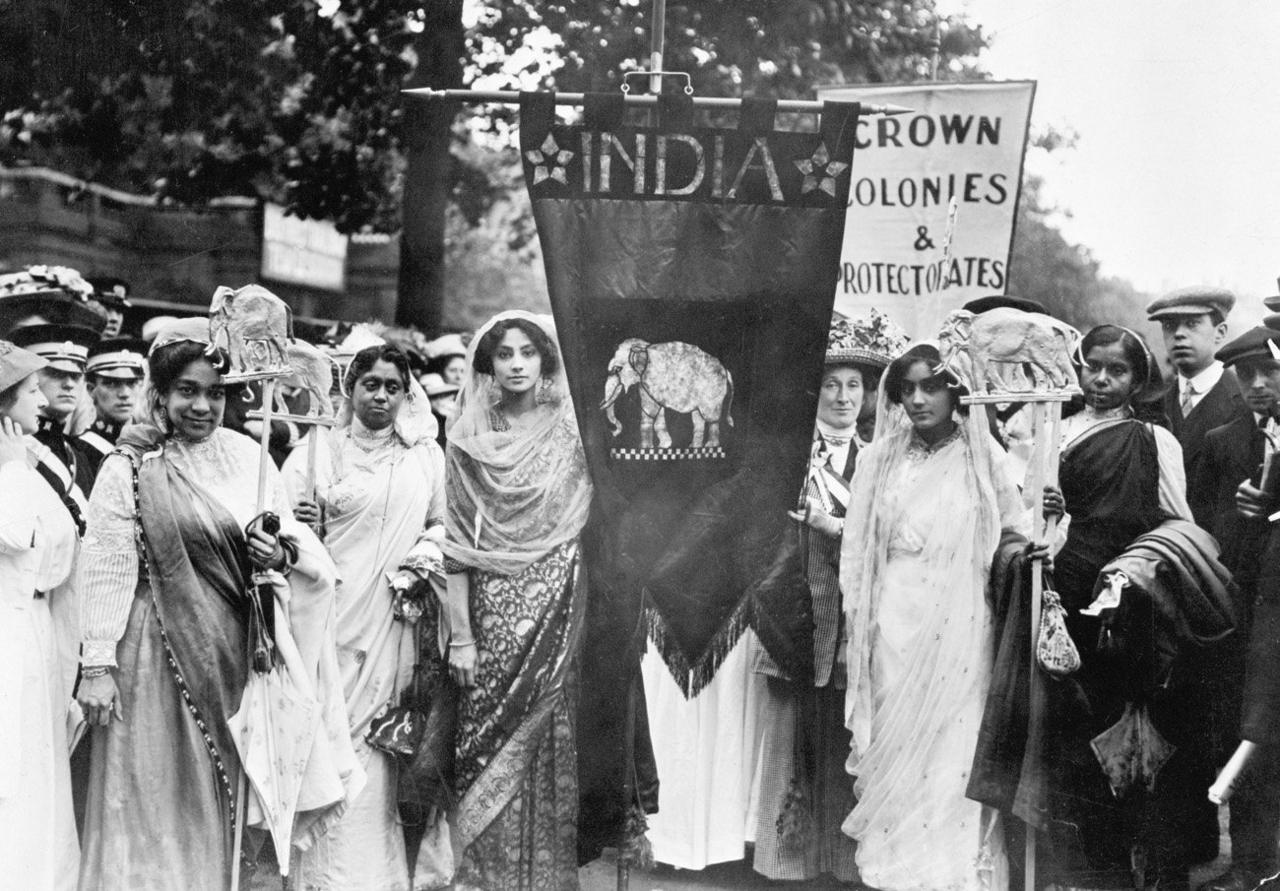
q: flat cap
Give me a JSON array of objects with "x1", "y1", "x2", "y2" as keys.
[
  {"x1": 1146, "y1": 286, "x2": 1235, "y2": 321},
  {"x1": 1216, "y1": 325, "x2": 1280, "y2": 367},
  {"x1": 962, "y1": 294, "x2": 1048, "y2": 316}
]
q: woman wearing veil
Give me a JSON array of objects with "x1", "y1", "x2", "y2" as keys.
[
  {"x1": 284, "y1": 343, "x2": 447, "y2": 890},
  {"x1": 442, "y1": 311, "x2": 593, "y2": 890},
  {"x1": 839, "y1": 343, "x2": 1029, "y2": 891}
]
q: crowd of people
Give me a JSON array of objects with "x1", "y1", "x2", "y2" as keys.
[{"x1": 2, "y1": 267, "x2": 1280, "y2": 891}]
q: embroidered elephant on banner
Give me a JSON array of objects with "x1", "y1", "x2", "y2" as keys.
[{"x1": 600, "y1": 338, "x2": 735, "y2": 449}]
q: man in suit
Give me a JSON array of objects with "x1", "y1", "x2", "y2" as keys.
[
  {"x1": 1148, "y1": 286, "x2": 1247, "y2": 527},
  {"x1": 1193, "y1": 326, "x2": 1280, "y2": 891}
]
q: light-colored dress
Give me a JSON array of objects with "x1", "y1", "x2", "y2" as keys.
[
  {"x1": 77, "y1": 427, "x2": 360, "y2": 891},
  {"x1": 285, "y1": 419, "x2": 447, "y2": 891},
  {"x1": 641, "y1": 630, "x2": 766, "y2": 870},
  {"x1": 841, "y1": 423, "x2": 1027, "y2": 891},
  {"x1": 0, "y1": 450, "x2": 79, "y2": 890}
]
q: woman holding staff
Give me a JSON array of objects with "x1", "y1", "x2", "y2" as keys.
[
  {"x1": 442, "y1": 311, "x2": 592, "y2": 890},
  {"x1": 1032, "y1": 325, "x2": 1233, "y2": 890},
  {"x1": 840, "y1": 343, "x2": 1029, "y2": 891},
  {"x1": 75, "y1": 318, "x2": 353, "y2": 890},
  {"x1": 285, "y1": 343, "x2": 447, "y2": 890}
]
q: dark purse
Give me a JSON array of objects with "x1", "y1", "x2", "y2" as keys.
[{"x1": 366, "y1": 625, "x2": 428, "y2": 757}]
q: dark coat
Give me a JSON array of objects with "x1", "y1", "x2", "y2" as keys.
[
  {"x1": 1244, "y1": 523, "x2": 1280, "y2": 744},
  {"x1": 1165, "y1": 367, "x2": 1247, "y2": 503},
  {"x1": 1190, "y1": 413, "x2": 1272, "y2": 755},
  {"x1": 1191, "y1": 412, "x2": 1268, "y2": 574}
]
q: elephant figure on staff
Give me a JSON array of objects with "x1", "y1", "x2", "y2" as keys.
[
  {"x1": 600, "y1": 338, "x2": 735, "y2": 449},
  {"x1": 209, "y1": 284, "x2": 293, "y2": 374},
  {"x1": 276, "y1": 340, "x2": 338, "y2": 419}
]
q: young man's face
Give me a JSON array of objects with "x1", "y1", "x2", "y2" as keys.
[
  {"x1": 1160, "y1": 313, "x2": 1227, "y2": 377},
  {"x1": 1236, "y1": 357, "x2": 1280, "y2": 416}
]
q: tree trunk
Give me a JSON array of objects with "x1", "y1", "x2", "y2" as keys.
[{"x1": 396, "y1": 2, "x2": 464, "y2": 331}]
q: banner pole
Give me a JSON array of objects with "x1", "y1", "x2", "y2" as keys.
[
  {"x1": 649, "y1": 0, "x2": 667, "y2": 95},
  {"x1": 403, "y1": 88, "x2": 910, "y2": 116}
]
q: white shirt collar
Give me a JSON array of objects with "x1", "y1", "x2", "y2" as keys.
[{"x1": 1181, "y1": 360, "x2": 1224, "y2": 395}]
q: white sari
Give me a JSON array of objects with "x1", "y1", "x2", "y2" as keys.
[
  {"x1": 840, "y1": 402, "x2": 1027, "y2": 891},
  {"x1": 284, "y1": 407, "x2": 446, "y2": 891}
]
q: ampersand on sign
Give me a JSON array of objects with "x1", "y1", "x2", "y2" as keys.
[{"x1": 913, "y1": 226, "x2": 936, "y2": 251}]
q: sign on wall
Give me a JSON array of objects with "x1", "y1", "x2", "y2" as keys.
[
  {"x1": 260, "y1": 203, "x2": 348, "y2": 292},
  {"x1": 817, "y1": 81, "x2": 1036, "y2": 338}
]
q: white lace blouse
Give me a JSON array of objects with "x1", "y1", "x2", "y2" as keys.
[{"x1": 77, "y1": 428, "x2": 291, "y2": 667}]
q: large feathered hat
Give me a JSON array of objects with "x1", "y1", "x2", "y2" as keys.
[{"x1": 826, "y1": 308, "x2": 910, "y2": 369}]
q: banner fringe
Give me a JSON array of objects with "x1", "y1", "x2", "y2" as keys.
[{"x1": 644, "y1": 595, "x2": 753, "y2": 699}]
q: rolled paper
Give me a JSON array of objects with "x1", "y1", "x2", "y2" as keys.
[{"x1": 1208, "y1": 740, "x2": 1258, "y2": 804}]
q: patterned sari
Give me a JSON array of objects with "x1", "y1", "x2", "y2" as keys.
[{"x1": 443, "y1": 312, "x2": 593, "y2": 891}]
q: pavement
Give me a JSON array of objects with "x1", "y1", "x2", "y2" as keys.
[{"x1": 250, "y1": 807, "x2": 1232, "y2": 890}]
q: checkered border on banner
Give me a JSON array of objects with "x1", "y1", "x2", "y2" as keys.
[{"x1": 610, "y1": 447, "x2": 726, "y2": 461}]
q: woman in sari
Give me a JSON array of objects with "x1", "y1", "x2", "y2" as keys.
[
  {"x1": 0, "y1": 341, "x2": 79, "y2": 889},
  {"x1": 840, "y1": 343, "x2": 1028, "y2": 891},
  {"x1": 286, "y1": 343, "x2": 446, "y2": 890},
  {"x1": 442, "y1": 311, "x2": 592, "y2": 890},
  {"x1": 1035, "y1": 325, "x2": 1230, "y2": 890},
  {"x1": 75, "y1": 318, "x2": 357, "y2": 890}
]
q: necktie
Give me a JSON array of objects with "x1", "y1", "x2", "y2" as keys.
[{"x1": 1180, "y1": 383, "x2": 1195, "y2": 417}]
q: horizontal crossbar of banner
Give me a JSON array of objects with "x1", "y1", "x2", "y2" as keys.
[{"x1": 403, "y1": 87, "x2": 911, "y2": 116}]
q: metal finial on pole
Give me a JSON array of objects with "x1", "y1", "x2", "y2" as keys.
[
  {"x1": 930, "y1": 14, "x2": 943, "y2": 80},
  {"x1": 649, "y1": 0, "x2": 667, "y2": 96}
]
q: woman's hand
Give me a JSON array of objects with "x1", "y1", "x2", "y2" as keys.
[
  {"x1": 1026, "y1": 540, "x2": 1054, "y2": 572},
  {"x1": 245, "y1": 515, "x2": 286, "y2": 571},
  {"x1": 1237, "y1": 479, "x2": 1272, "y2": 519},
  {"x1": 0, "y1": 417, "x2": 27, "y2": 466},
  {"x1": 788, "y1": 497, "x2": 842, "y2": 539},
  {"x1": 448, "y1": 640, "x2": 478, "y2": 689},
  {"x1": 1042, "y1": 485, "x2": 1065, "y2": 521},
  {"x1": 78, "y1": 672, "x2": 122, "y2": 726},
  {"x1": 292, "y1": 499, "x2": 321, "y2": 526}
]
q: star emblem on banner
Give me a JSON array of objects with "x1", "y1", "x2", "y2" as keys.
[
  {"x1": 525, "y1": 134, "x2": 573, "y2": 186},
  {"x1": 795, "y1": 142, "x2": 848, "y2": 196}
]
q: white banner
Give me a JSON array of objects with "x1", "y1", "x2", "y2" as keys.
[{"x1": 817, "y1": 81, "x2": 1036, "y2": 338}]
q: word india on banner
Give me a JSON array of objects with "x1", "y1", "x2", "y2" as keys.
[
  {"x1": 817, "y1": 81, "x2": 1036, "y2": 338},
  {"x1": 518, "y1": 92, "x2": 862, "y2": 704}
]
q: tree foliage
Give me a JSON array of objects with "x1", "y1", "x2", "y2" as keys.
[{"x1": 0, "y1": 0, "x2": 985, "y2": 236}]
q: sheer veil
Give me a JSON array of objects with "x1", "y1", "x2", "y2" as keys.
[
  {"x1": 442, "y1": 310, "x2": 593, "y2": 575},
  {"x1": 839, "y1": 343, "x2": 1007, "y2": 761}
]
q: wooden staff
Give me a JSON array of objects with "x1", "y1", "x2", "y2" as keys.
[
  {"x1": 1025, "y1": 398, "x2": 1064, "y2": 891},
  {"x1": 964, "y1": 389, "x2": 1070, "y2": 890}
]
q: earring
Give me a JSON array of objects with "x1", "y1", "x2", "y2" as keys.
[{"x1": 536, "y1": 377, "x2": 551, "y2": 405}]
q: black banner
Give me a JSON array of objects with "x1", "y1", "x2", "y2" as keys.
[{"x1": 521, "y1": 91, "x2": 861, "y2": 695}]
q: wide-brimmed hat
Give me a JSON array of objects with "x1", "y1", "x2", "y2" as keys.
[
  {"x1": 424, "y1": 332, "x2": 466, "y2": 360},
  {"x1": 0, "y1": 340, "x2": 48, "y2": 392},
  {"x1": 826, "y1": 309, "x2": 910, "y2": 369},
  {"x1": 962, "y1": 294, "x2": 1049, "y2": 316},
  {"x1": 420, "y1": 372, "x2": 459, "y2": 397}
]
